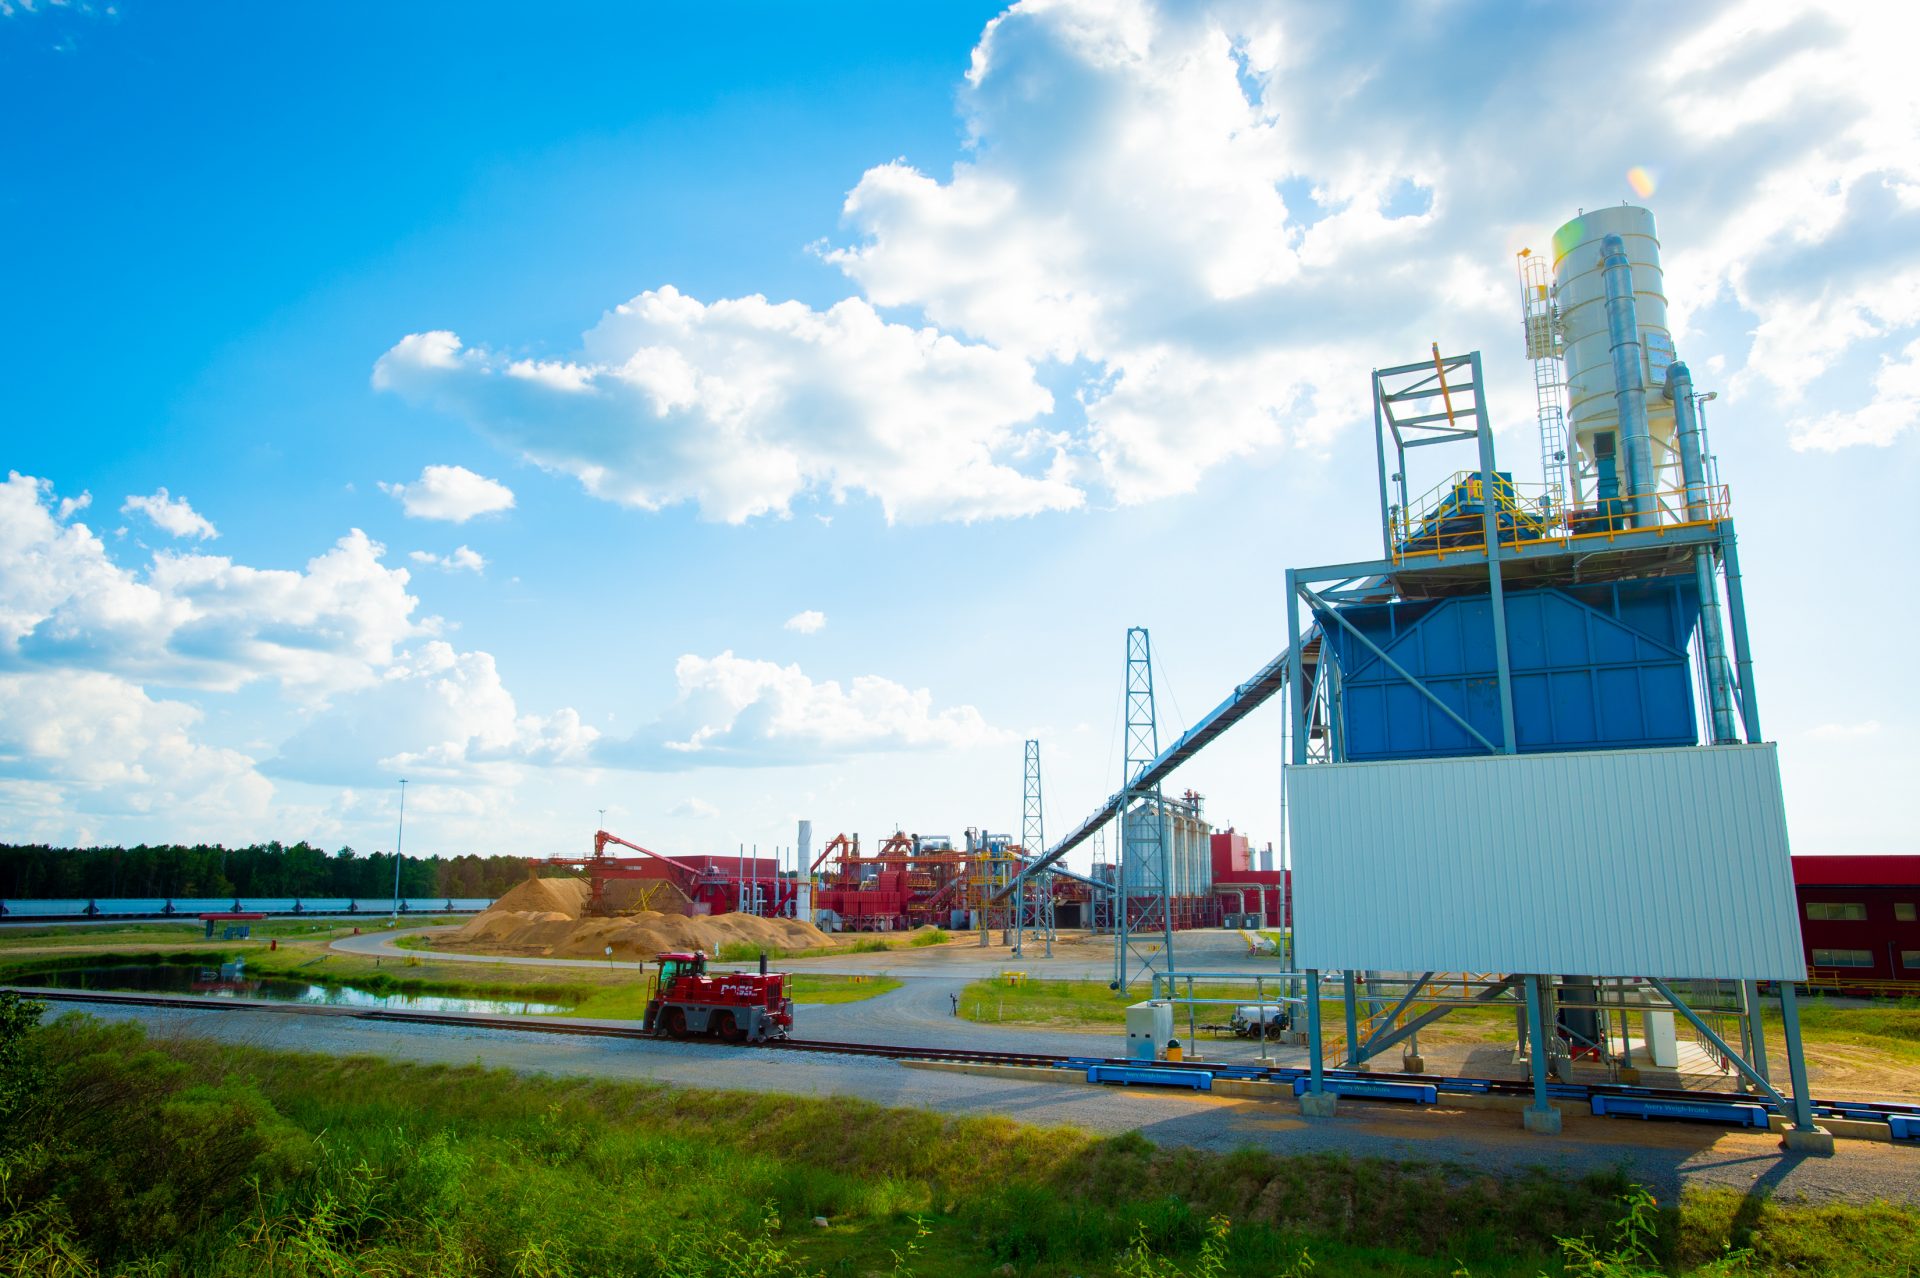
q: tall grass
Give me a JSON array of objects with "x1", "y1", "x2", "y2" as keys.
[{"x1": 4, "y1": 1008, "x2": 1914, "y2": 1276}]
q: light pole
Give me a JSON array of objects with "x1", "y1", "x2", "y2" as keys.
[{"x1": 391, "y1": 778, "x2": 408, "y2": 925}]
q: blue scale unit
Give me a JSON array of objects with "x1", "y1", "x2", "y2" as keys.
[{"x1": 1316, "y1": 578, "x2": 1700, "y2": 761}]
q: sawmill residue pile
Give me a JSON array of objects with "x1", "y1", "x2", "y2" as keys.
[{"x1": 440, "y1": 876, "x2": 833, "y2": 959}]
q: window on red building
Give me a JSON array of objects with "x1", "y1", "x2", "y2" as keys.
[
  {"x1": 1811, "y1": 948, "x2": 1873, "y2": 967},
  {"x1": 1805, "y1": 902, "x2": 1867, "y2": 921},
  {"x1": 1897, "y1": 902, "x2": 1917, "y2": 922}
]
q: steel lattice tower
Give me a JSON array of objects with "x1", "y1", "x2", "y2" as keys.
[
  {"x1": 1013, "y1": 738, "x2": 1054, "y2": 958},
  {"x1": 1116, "y1": 627, "x2": 1174, "y2": 988}
]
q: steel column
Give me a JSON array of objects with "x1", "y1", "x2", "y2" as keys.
[
  {"x1": 1286, "y1": 572, "x2": 1307, "y2": 765},
  {"x1": 1742, "y1": 979, "x2": 1771, "y2": 1084},
  {"x1": 1778, "y1": 980, "x2": 1817, "y2": 1132},
  {"x1": 1306, "y1": 969, "x2": 1324, "y2": 1092},
  {"x1": 1373, "y1": 369, "x2": 1395, "y2": 559},
  {"x1": 1524, "y1": 975, "x2": 1553, "y2": 1116},
  {"x1": 1471, "y1": 351, "x2": 1518, "y2": 753},
  {"x1": 1343, "y1": 970, "x2": 1360, "y2": 1067}
]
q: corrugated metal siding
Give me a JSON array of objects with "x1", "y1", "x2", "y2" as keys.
[{"x1": 1288, "y1": 744, "x2": 1805, "y2": 980}]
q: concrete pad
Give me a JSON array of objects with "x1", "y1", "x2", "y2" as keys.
[
  {"x1": 1299, "y1": 1090, "x2": 1339, "y2": 1117},
  {"x1": 1780, "y1": 1127, "x2": 1837, "y2": 1156},
  {"x1": 1522, "y1": 1106, "x2": 1563, "y2": 1135}
]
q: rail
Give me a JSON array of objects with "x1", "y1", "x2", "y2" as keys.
[{"x1": 17, "y1": 988, "x2": 1920, "y2": 1135}]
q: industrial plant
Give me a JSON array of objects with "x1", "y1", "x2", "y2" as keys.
[{"x1": 12, "y1": 204, "x2": 1920, "y2": 1164}]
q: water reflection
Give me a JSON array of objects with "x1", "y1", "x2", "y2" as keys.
[{"x1": 14, "y1": 962, "x2": 571, "y2": 1017}]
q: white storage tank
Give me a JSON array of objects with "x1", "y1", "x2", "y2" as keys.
[{"x1": 1551, "y1": 205, "x2": 1678, "y2": 504}]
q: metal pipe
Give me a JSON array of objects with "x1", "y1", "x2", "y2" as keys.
[
  {"x1": 1694, "y1": 549, "x2": 1739, "y2": 744},
  {"x1": 1666, "y1": 361, "x2": 1709, "y2": 520},
  {"x1": 1720, "y1": 528, "x2": 1764, "y2": 742},
  {"x1": 1601, "y1": 234, "x2": 1653, "y2": 525}
]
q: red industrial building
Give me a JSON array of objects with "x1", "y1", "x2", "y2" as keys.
[
  {"x1": 1210, "y1": 830, "x2": 1289, "y2": 928},
  {"x1": 1792, "y1": 854, "x2": 1920, "y2": 992},
  {"x1": 532, "y1": 830, "x2": 788, "y2": 919}
]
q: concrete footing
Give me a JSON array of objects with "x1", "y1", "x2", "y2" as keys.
[
  {"x1": 1780, "y1": 1127, "x2": 1836, "y2": 1156},
  {"x1": 1522, "y1": 1106, "x2": 1563, "y2": 1134},
  {"x1": 1402, "y1": 1054, "x2": 1425, "y2": 1073},
  {"x1": 1616, "y1": 1067, "x2": 1641, "y2": 1085},
  {"x1": 1299, "y1": 1090, "x2": 1340, "y2": 1117}
]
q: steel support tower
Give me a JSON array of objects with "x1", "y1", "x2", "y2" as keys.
[
  {"x1": 1013, "y1": 738, "x2": 1055, "y2": 957},
  {"x1": 1115, "y1": 627, "x2": 1175, "y2": 988}
]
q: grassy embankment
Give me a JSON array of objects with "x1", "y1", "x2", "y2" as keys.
[
  {"x1": 0, "y1": 924, "x2": 899, "y2": 1015},
  {"x1": 5, "y1": 1005, "x2": 1916, "y2": 1277}
]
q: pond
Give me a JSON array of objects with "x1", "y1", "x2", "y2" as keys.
[{"x1": 11, "y1": 961, "x2": 574, "y2": 1017}]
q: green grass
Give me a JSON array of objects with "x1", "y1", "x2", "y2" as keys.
[
  {"x1": 957, "y1": 976, "x2": 1300, "y2": 1030},
  {"x1": 5, "y1": 1010, "x2": 1915, "y2": 1277},
  {"x1": 1790, "y1": 997, "x2": 1920, "y2": 1062}
]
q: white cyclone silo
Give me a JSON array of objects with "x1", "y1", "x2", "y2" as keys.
[{"x1": 1551, "y1": 205, "x2": 1678, "y2": 505}]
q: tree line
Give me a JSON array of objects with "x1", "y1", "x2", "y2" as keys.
[{"x1": 0, "y1": 842, "x2": 552, "y2": 902}]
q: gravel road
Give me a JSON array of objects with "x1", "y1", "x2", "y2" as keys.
[{"x1": 41, "y1": 993, "x2": 1918, "y2": 1208}]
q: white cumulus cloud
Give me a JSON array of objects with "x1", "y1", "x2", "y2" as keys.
[
  {"x1": 2, "y1": 472, "x2": 421, "y2": 696},
  {"x1": 601, "y1": 651, "x2": 1003, "y2": 769},
  {"x1": 122, "y1": 487, "x2": 218, "y2": 540},
  {"x1": 783, "y1": 609, "x2": 826, "y2": 634},
  {"x1": 409, "y1": 545, "x2": 487, "y2": 574},
  {"x1": 373, "y1": 290, "x2": 1074, "y2": 525},
  {"x1": 379, "y1": 464, "x2": 516, "y2": 523},
  {"x1": 1791, "y1": 336, "x2": 1920, "y2": 450},
  {"x1": 269, "y1": 640, "x2": 599, "y2": 786},
  {"x1": 0, "y1": 669, "x2": 273, "y2": 832}
]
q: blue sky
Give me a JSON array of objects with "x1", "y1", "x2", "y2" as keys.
[{"x1": 3, "y1": 0, "x2": 1917, "y2": 865}]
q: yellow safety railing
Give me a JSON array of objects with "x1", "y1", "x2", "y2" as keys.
[{"x1": 1391, "y1": 479, "x2": 1732, "y2": 564}]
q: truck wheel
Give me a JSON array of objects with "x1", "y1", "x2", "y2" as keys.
[
  {"x1": 663, "y1": 1008, "x2": 688, "y2": 1040},
  {"x1": 715, "y1": 1013, "x2": 743, "y2": 1042}
]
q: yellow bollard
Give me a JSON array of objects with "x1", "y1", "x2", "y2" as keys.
[{"x1": 1165, "y1": 1040, "x2": 1183, "y2": 1062}]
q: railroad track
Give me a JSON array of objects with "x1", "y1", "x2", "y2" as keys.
[{"x1": 12, "y1": 987, "x2": 1917, "y2": 1131}]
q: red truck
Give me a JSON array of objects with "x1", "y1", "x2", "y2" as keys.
[{"x1": 641, "y1": 950, "x2": 793, "y2": 1043}]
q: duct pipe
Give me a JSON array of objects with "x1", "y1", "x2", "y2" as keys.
[
  {"x1": 1694, "y1": 549, "x2": 1739, "y2": 745},
  {"x1": 1601, "y1": 234, "x2": 1654, "y2": 525},
  {"x1": 1665, "y1": 361, "x2": 1710, "y2": 521}
]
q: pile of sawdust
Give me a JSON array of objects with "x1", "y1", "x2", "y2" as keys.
[{"x1": 442, "y1": 875, "x2": 833, "y2": 960}]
